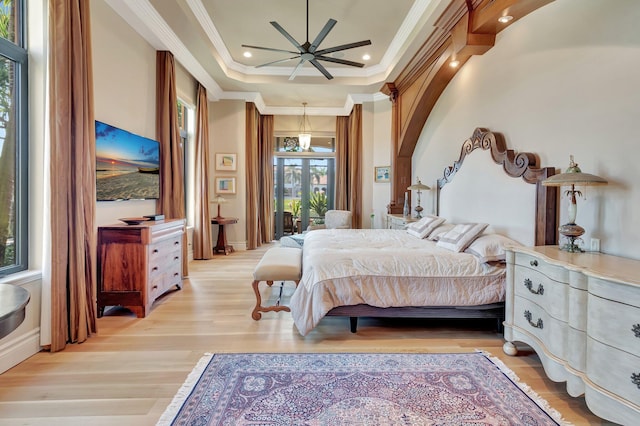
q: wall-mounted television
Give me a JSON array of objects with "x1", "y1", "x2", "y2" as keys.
[{"x1": 95, "y1": 120, "x2": 160, "y2": 201}]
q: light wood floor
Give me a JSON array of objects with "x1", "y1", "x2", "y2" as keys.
[{"x1": 0, "y1": 244, "x2": 615, "y2": 425}]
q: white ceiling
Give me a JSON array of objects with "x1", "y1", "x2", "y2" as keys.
[{"x1": 104, "y1": 0, "x2": 455, "y2": 115}]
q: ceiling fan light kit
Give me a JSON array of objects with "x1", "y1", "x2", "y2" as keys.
[{"x1": 242, "y1": 0, "x2": 371, "y2": 80}]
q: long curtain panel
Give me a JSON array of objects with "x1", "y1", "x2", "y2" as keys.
[
  {"x1": 335, "y1": 104, "x2": 363, "y2": 228},
  {"x1": 48, "y1": 0, "x2": 97, "y2": 352},
  {"x1": 192, "y1": 83, "x2": 212, "y2": 259},
  {"x1": 156, "y1": 51, "x2": 189, "y2": 275},
  {"x1": 245, "y1": 103, "x2": 274, "y2": 249}
]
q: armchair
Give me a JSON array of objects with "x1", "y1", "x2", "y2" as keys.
[{"x1": 307, "y1": 210, "x2": 352, "y2": 231}]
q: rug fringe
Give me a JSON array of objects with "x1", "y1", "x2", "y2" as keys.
[
  {"x1": 156, "y1": 352, "x2": 214, "y2": 426},
  {"x1": 475, "y1": 349, "x2": 574, "y2": 426}
]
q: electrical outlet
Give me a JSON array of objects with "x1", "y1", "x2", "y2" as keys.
[{"x1": 590, "y1": 238, "x2": 600, "y2": 252}]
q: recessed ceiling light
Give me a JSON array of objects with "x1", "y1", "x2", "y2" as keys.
[
  {"x1": 498, "y1": 15, "x2": 513, "y2": 23},
  {"x1": 362, "y1": 54, "x2": 371, "y2": 61},
  {"x1": 243, "y1": 51, "x2": 252, "y2": 58},
  {"x1": 449, "y1": 60, "x2": 460, "y2": 68}
]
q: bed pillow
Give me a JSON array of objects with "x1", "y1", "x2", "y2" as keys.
[
  {"x1": 426, "y1": 223, "x2": 456, "y2": 241},
  {"x1": 464, "y1": 233, "x2": 521, "y2": 263},
  {"x1": 406, "y1": 215, "x2": 445, "y2": 239},
  {"x1": 436, "y1": 223, "x2": 488, "y2": 252}
]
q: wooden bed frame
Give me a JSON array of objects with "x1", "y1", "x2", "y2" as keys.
[{"x1": 326, "y1": 128, "x2": 558, "y2": 332}]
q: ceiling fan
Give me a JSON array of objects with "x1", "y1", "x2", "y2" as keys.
[{"x1": 241, "y1": 0, "x2": 372, "y2": 80}]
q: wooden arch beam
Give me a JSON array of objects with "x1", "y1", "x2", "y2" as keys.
[{"x1": 383, "y1": 0, "x2": 554, "y2": 213}]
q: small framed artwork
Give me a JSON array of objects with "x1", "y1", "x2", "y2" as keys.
[
  {"x1": 215, "y1": 153, "x2": 237, "y2": 171},
  {"x1": 374, "y1": 166, "x2": 390, "y2": 183},
  {"x1": 216, "y1": 177, "x2": 236, "y2": 194}
]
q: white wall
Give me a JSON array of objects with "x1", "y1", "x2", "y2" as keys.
[
  {"x1": 92, "y1": 0, "x2": 159, "y2": 225},
  {"x1": 413, "y1": 0, "x2": 640, "y2": 259},
  {"x1": 369, "y1": 99, "x2": 392, "y2": 229},
  {"x1": 210, "y1": 100, "x2": 247, "y2": 250}
]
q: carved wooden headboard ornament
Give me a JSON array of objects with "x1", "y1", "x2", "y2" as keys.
[{"x1": 437, "y1": 128, "x2": 558, "y2": 246}]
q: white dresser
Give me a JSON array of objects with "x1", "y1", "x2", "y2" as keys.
[
  {"x1": 503, "y1": 246, "x2": 640, "y2": 425},
  {"x1": 385, "y1": 213, "x2": 418, "y2": 230}
]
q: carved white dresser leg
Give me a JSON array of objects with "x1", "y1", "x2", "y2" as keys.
[{"x1": 503, "y1": 341, "x2": 518, "y2": 356}]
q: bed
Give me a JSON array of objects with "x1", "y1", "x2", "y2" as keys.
[{"x1": 289, "y1": 128, "x2": 558, "y2": 335}]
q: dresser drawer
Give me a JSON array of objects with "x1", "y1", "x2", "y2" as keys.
[
  {"x1": 587, "y1": 293, "x2": 640, "y2": 356},
  {"x1": 513, "y1": 252, "x2": 568, "y2": 283},
  {"x1": 513, "y1": 295, "x2": 567, "y2": 360},
  {"x1": 514, "y1": 265, "x2": 568, "y2": 322},
  {"x1": 587, "y1": 337, "x2": 640, "y2": 407}
]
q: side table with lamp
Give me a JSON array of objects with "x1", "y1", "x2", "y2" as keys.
[{"x1": 211, "y1": 195, "x2": 238, "y2": 255}]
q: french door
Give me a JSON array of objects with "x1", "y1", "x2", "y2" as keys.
[{"x1": 273, "y1": 156, "x2": 335, "y2": 239}]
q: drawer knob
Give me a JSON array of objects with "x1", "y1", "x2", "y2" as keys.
[
  {"x1": 174, "y1": 241, "x2": 180, "y2": 245},
  {"x1": 152, "y1": 266, "x2": 158, "y2": 271},
  {"x1": 633, "y1": 324, "x2": 640, "y2": 338},
  {"x1": 174, "y1": 256, "x2": 179, "y2": 261},
  {"x1": 153, "y1": 249, "x2": 159, "y2": 253},
  {"x1": 632, "y1": 373, "x2": 640, "y2": 389},
  {"x1": 523, "y1": 278, "x2": 544, "y2": 295},
  {"x1": 530, "y1": 260, "x2": 538, "y2": 267},
  {"x1": 524, "y1": 310, "x2": 543, "y2": 329},
  {"x1": 152, "y1": 285, "x2": 158, "y2": 290}
]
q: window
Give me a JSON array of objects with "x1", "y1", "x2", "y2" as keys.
[
  {"x1": 177, "y1": 99, "x2": 194, "y2": 225},
  {"x1": 0, "y1": 0, "x2": 27, "y2": 276}
]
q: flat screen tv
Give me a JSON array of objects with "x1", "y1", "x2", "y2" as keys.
[{"x1": 95, "y1": 120, "x2": 160, "y2": 201}]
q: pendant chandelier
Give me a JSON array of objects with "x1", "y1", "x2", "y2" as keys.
[{"x1": 298, "y1": 102, "x2": 312, "y2": 150}]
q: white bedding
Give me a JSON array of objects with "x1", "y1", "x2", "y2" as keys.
[{"x1": 289, "y1": 229, "x2": 505, "y2": 335}]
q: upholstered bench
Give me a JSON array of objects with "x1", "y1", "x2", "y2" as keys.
[{"x1": 251, "y1": 247, "x2": 302, "y2": 320}]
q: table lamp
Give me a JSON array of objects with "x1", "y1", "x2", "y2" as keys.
[
  {"x1": 211, "y1": 195, "x2": 227, "y2": 220},
  {"x1": 542, "y1": 155, "x2": 607, "y2": 252},
  {"x1": 407, "y1": 178, "x2": 431, "y2": 218}
]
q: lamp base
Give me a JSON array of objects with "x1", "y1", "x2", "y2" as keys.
[
  {"x1": 414, "y1": 205, "x2": 423, "y2": 219},
  {"x1": 558, "y1": 223, "x2": 585, "y2": 253}
]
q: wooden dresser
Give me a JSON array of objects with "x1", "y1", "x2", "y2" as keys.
[
  {"x1": 97, "y1": 219, "x2": 185, "y2": 318},
  {"x1": 503, "y1": 246, "x2": 640, "y2": 425}
]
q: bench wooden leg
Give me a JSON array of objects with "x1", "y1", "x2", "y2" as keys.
[{"x1": 251, "y1": 280, "x2": 294, "y2": 320}]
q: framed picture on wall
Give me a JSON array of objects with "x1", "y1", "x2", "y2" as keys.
[
  {"x1": 375, "y1": 166, "x2": 390, "y2": 183},
  {"x1": 215, "y1": 153, "x2": 237, "y2": 171},
  {"x1": 216, "y1": 177, "x2": 236, "y2": 194}
]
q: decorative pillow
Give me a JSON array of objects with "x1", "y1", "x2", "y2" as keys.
[
  {"x1": 436, "y1": 223, "x2": 489, "y2": 252},
  {"x1": 426, "y1": 223, "x2": 456, "y2": 241},
  {"x1": 464, "y1": 233, "x2": 521, "y2": 263},
  {"x1": 406, "y1": 215, "x2": 445, "y2": 239}
]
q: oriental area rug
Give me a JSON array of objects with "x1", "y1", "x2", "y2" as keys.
[{"x1": 157, "y1": 352, "x2": 571, "y2": 426}]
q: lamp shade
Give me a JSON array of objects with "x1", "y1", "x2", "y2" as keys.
[
  {"x1": 542, "y1": 156, "x2": 607, "y2": 187},
  {"x1": 407, "y1": 180, "x2": 431, "y2": 191},
  {"x1": 299, "y1": 102, "x2": 312, "y2": 150}
]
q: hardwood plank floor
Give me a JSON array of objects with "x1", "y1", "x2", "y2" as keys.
[{"x1": 0, "y1": 244, "x2": 615, "y2": 425}]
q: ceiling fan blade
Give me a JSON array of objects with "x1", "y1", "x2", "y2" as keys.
[
  {"x1": 242, "y1": 44, "x2": 300, "y2": 55},
  {"x1": 288, "y1": 58, "x2": 306, "y2": 81},
  {"x1": 309, "y1": 59, "x2": 333, "y2": 80},
  {"x1": 315, "y1": 56, "x2": 365, "y2": 68},
  {"x1": 270, "y1": 21, "x2": 304, "y2": 53},
  {"x1": 256, "y1": 56, "x2": 301, "y2": 68},
  {"x1": 315, "y1": 40, "x2": 372, "y2": 56},
  {"x1": 309, "y1": 19, "x2": 336, "y2": 53}
]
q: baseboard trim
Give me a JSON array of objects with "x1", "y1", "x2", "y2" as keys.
[{"x1": 0, "y1": 328, "x2": 41, "y2": 374}]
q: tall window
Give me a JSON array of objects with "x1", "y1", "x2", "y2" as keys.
[
  {"x1": 0, "y1": 0, "x2": 27, "y2": 276},
  {"x1": 177, "y1": 99, "x2": 193, "y2": 225}
]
